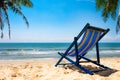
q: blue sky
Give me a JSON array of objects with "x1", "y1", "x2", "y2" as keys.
[{"x1": 1, "y1": 0, "x2": 120, "y2": 42}]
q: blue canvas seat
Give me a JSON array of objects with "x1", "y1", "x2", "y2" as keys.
[{"x1": 55, "y1": 23, "x2": 111, "y2": 75}]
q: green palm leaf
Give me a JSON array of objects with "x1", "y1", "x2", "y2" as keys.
[
  {"x1": 96, "y1": 0, "x2": 120, "y2": 33},
  {"x1": 0, "y1": 0, "x2": 33, "y2": 39},
  {"x1": 116, "y1": 11, "x2": 120, "y2": 33}
]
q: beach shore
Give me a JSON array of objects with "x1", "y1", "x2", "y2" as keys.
[{"x1": 0, "y1": 57, "x2": 120, "y2": 80}]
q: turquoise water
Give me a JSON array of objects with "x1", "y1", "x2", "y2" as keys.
[{"x1": 0, "y1": 42, "x2": 120, "y2": 60}]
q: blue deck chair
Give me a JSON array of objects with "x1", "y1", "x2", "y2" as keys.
[{"x1": 55, "y1": 23, "x2": 111, "y2": 75}]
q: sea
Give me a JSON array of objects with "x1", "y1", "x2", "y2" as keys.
[{"x1": 0, "y1": 42, "x2": 120, "y2": 60}]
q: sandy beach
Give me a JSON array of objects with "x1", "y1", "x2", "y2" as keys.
[{"x1": 0, "y1": 57, "x2": 120, "y2": 80}]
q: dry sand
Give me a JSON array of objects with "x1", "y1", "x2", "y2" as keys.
[{"x1": 0, "y1": 57, "x2": 120, "y2": 80}]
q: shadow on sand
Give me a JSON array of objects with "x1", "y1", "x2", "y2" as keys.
[{"x1": 63, "y1": 64, "x2": 117, "y2": 77}]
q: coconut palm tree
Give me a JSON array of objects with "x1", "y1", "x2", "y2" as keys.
[
  {"x1": 0, "y1": 0, "x2": 33, "y2": 38},
  {"x1": 96, "y1": 0, "x2": 120, "y2": 33}
]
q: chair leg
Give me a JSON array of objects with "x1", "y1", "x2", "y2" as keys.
[
  {"x1": 64, "y1": 56, "x2": 94, "y2": 75},
  {"x1": 55, "y1": 57, "x2": 63, "y2": 67},
  {"x1": 96, "y1": 42, "x2": 100, "y2": 63},
  {"x1": 57, "y1": 52, "x2": 94, "y2": 75},
  {"x1": 74, "y1": 37, "x2": 79, "y2": 65},
  {"x1": 55, "y1": 52, "x2": 65, "y2": 67}
]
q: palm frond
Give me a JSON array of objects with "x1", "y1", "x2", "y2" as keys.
[
  {"x1": 0, "y1": 3, "x2": 5, "y2": 38},
  {"x1": 11, "y1": 0, "x2": 33, "y2": 8},
  {"x1": 3, "y1": 8, "x2": 11, "y2": 39},
  {"x1": 10, "y1": 4, "x2": 29, "y2": 27},
  {"x1": 116, "y1": 11, "x2": 120, "y2": 33},
  {"x1": 0, "y1": 0, "x2": 33, "y2": 39},
  {"x1": 96, "y1": 0, "x2": 119, "y2": 21},
  {"x1": 0, "y1": 11, "x2": 4, "y2": 38},
  {"x1": 0, "y1": 9, "x2": 4, "y2": 30},
  {"x1": 20, "y1": 0, "x2": 33, "y2": 7},
  {"x1": 96, "y1": 0, "x2": 105, "y2": 10}
]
